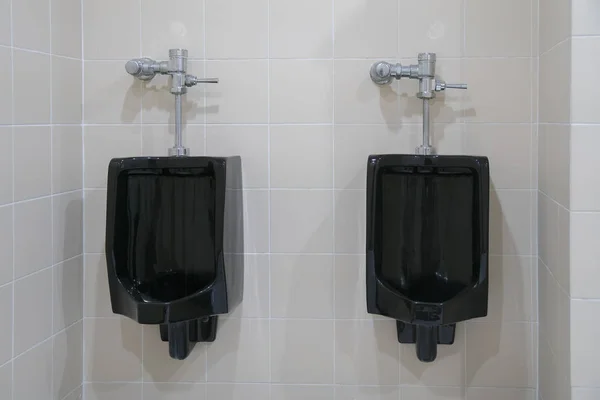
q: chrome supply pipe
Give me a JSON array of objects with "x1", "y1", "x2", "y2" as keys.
[{"x1": 421, "y1": 100, "x2": 432, "y2": 155}]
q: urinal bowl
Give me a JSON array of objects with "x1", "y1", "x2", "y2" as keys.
[
  {"x1": 105, "y1": 156, "x2": 244, "y2": 360},
  {"x1": 366, "y1": 154, "x2": 489, "y2": 362}
]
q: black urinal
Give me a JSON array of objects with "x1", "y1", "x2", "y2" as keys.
[
  {"x1": 366, "y1": 154, "x2": 489, "y2": 362},
  {"x1": 105, "y1": 156, "x2": 243, "y2": 360}
]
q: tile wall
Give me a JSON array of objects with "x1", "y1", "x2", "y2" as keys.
[
  {"x1": 0, "y1": 0, "x2": 84, "y2": 398},
  {"x1": 81, "y1": 0, "x2": 538, "y2": 399}
]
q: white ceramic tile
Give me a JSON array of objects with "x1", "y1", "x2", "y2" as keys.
[
  {"x1": 13, "y1": 339, "x2": 53, "y2": 399},
  {"x1": 570, "y1": 212, "x2": 600, "y2": 299},
  {"x1": 572, "y1": 37, "x2": 600, "y2": 123},
  {"x1": 571, "y1": 300, "x2": 600, "y2": 386},
  {"x1": 205, "y1": 61, "x2": 269, "y2": 124},
  {"x1": 538, "y1": 193, "x2": 558, "y2": 277},
  {"x1": 142, "y1": 124, "x2": 204, "y2": 156},
  {"x1": 398, "y1": 0, "x2": 463, "y2": 58},
  {"x1": 0, "y1": 205, "x2": 12, "y2": 286},
  {"x1": 0, "y1": 363, "x2": 11, "y2": 400},
  {"x1": 487, "y1": 256, "x2": 534, "y2": 322},
  {"x1": 270, "y1": 190, "x2": 333, "y2": 253},
  {"x1": 0, "y1": 48, "x2": 12, "y2": 125},
  {"x1": 539, "y1": 41, "x2": 571, "y2": 124},
  {"x1": 84, "y1": 254, "x2": 112, "y2": 317},
  {"x1": 141, "y1": 0, "x2": 205, "y2": 59},
  {"x1": 53, "y1": 256, "x2": 83, "y2": 332},
  {"x1": 63, "y1": 386, "x2": 83, "y2": 400},
  {"x1": 466, "y1": 388, "x2": 535, "y2": 400},
  {"x1": 14, "y1": 197, "x2": 52, "y2": 278},
  {"x1": 84, "y1": 317, "x2": 143, "y2": 382},
  {"x1": 0, "y1": 0, "x2": 9, "y2": 45},
  {"x1": 466, "y1": 322, "x2": 535, "y2": 387},
  {"x1": 84, "y1": 189, "x2": 107, "y2": 254},
  {"x1": 270, "y1": 60, "x2": 333, "y2": 124},
  {"x1": 0, "y1": 284, "x2": 12, "y2": 364},
  {"x1": 334, "y1": 190, "x2": 365, "y2": 254},
  {"x1": 538, "y1": 123, "x2": 570, "y2": 207},
  {"x1": 13, "y1": 126, "x2": 51, "y2": 201},
  {"x1": 206, "y1": 319, "x2": 270, "y2": 382},
  {"x1": 571, "y1": 125, "x2": 600, "y2": 211},
  {"x1": 539, "y1": 0, "x2": 571, "y2": 53},
  {"x1": 272, "y1": 385, "x2": 335, "y2": 400},
  {"x1": 14, "y1": 268, "x2": 53, "y2": 355},
  {"x1": 270, "y1": 0, "x2": 333, "y2": 58},
  {"x1": 572, "y1": 0, "x2": 600, "y2": 35},
  {"x1": 83, "y1": 61, "x2": 142, "y2": 124},
  {"x1": 205, "y1": 0, "x2": 268, "y2": 59},
  {"x1": 85, "y1": 383, "x2": 142, "y2": 400},
  {"x1": 53, "y1": 191, "x2": 83, "y2": 263},
  {"x1": 270, "y1": 319, "x2": 335, "y2": 384},
  {"x1": 401, "y1": 387, "x2": 465, "y2": 400},
  {"x1": 52, "y1": 126, "x2": 83, "y2": 193},
  {"x1": 51, "y1": 0, "x2": 82, "y2": 58},
  {"x1": 52, "y1": 56, "x2": 82, "y2": 124},
  {"x1": 228, "y1": 255, "x2": 269, "y2": 318},
  {"x1": 334, "y1": 0, "x2": 398, "y2": 58},
  {"x1": 334, "y1": 255, "x2": 379, "y2": 319},
  {"x1": 83, "y1": 0, "x2": 140, "y2": 59},
  {"x1": 431, "y1": 123, "x2": 464, "y2": 156},
  {"x1": 53, "y1": 321, "x2": 83, "y2": 400},
  {"x1": 463, "y1": 58, "x2": 532, "y2": 123},
  {"x1": 335, "y1": 386, "x2": 401, "y2": 400},
  {"x1": 270, "y1": 255, "x2": 334, "y2": 318},
  {"x1": 84, "y1": 125, "x2": 142, "y2": 188},
  {"x1": 143, "y1": 383, "x2": 206, "y2": 400},
  {"x1": 573, "y1": 388, "x2": 600, "y2": 400},
  {"x1": 334, "y1": 60, "x2": 400, "y2": 125},
  {"x1": 270, "y1": 125, "x2": 333, "y2": 189},
  {"x1": 206, "y1": 384, "x2": 270, "y2": 400},
  {"x1": 465, "y1": 0, "x2": 531, "y2": 57},
  {"x1": 0, "y1": 128, "x2": 11, "y2": 206},
  {"x1": 142, "y1": 326, "x2": 207, "y2": 383},
  {"x1": 206, "y1": 125, "x2": 268, "y2": 188},
  {"x1": 13, "y1": 50, "x2": 51, "y2": 124},
  {"x1": 489, "y1": 190, "x2": 532, "y2": 256},
  {"x1": 241, "y1": 190, "x2": 270, "y2": 253},
  {"x1": 12, "y1": 0, "x2": 50, "y2": 52},
  {"x1": 335, "y1": 320, "x2": 399, "y2": 385}
]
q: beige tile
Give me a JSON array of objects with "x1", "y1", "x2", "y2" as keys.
[
  {"x1": 84, "y1": 125, "x2": 142, "y2": 188},
  {"x1": 53, "y1": 256, "x2": 83, "y2": 332},
  {"x1": 141, "y1": 0, "x2": 204, "y2": 59},
  {"x1": 539, "y1": 0, "x2": 571, "y2": 53},
  {"x1": 84, "y1": 61, "x2": 142, "y2": 124},
  {"x1": 334, "y1": 125, "x2": 414, "y2": 189},
  {"x1": 13, "y1": 126, "x2": 51, "y2": 201},
  {"x1": 571, "y1": 125, "x2": 600, "y2": 211},
  {"x1": 0, "y1": 284, "x2": 11, "y2": 364},
  {"x1": 85, "y1": 383, "x2": 142, "y2": 400},
  {"x1": 143, "y1": 326, "x2": 207, "y2": 383},
  {"x1": 271, "y1": 319, "x2": 334, "y2": 383},
  {"x1": 334, "y1": 60, "x2": 400, "y2": 125},
  {"x1": 270, "y1": 255, "x2": 334, "y2": 318},
  {"x1": 572, "y1": 0, "x2": 600, "y2": 35},
  {"x1": 228, "y1": 255, "x2": 269, "y2": 318},
  {"x1": 334, "y1": 255, "x2": 381, "y2": 319},
  {"x1": 270, "y1": 125, "x2": 333, "y2": 189},
  {"x1": 401, "y1": 387, "x2": 465, "y2": 400},
  {"x1": 0, "y1": 363, "x2": 11, "y2": 400},
  {"x1": 463, "y1": 58, "x2": 532, "y2": 123},
  {"x1": 84, "y1": 189, "x2": 107, "y2": 254},
  {"x1": 466, "y1": 388, "x2": 534, "y2": 400},
  {"x1": 465, "y1": 0, "x2": 531, "y2": 57},
  {"x1": 13, "y1": 50, "x2": 51, "y2": 124},
  {"x1": 271, "y1": 190, "x2": 333, "y2": 253},
  {"x1": 539, "y1": 41, "x2": 571, "y2": 124},
  {"x1": 487, "y1": 256, "x2": 534, "y2": 322},
  {"x1": 0, "y1": 0, "x2": 9, "y2": 45},
  {"x1": 141, "y1": 61, "x2": 205, "y2": 125},
  {"x1": 53, "y1": 126, "x2": 83, "y2": 193},
  {"x1": 53, "y1": 321, "x2": 83, "y2": 400},
  {"x1": 51, "y1": 0, "x2": 82, "y2": 58},
  {"x1": 14, "y1": 197, "x2": 52, "y2": 278},
  {"x1": 13, "y1": 339, "x2": 53, "y2": 399},
  {"x1": 538, "y1": 124, "x2": 570, "y2": 206},
  {"x1": 572, "y1": 388, "x2": 600, "y2": 400},
  {"x1": 143, "y1": 383, "x2": 206, "y2": 400},
  {"x1": 142, "y1": 124, "x2": 204, "y2": 156},
  {"x1": 84, "y1": 254, "x2": 112, "y2": 317},
  {"x1": 466, "y1": 322, "x2": 535, "y2": 387},
  {"x1": 398, "y1": 0, "x2": 463, "y2": 58},
  {"x1": 400, "y1": 324, "x2": 466, "y2": 386},
  {"x1": 205, "y1": 0, "x2": 268, "y2": 59},
  {"x1": 334, "y1": 320, "x2": 399, "y2": 385},
  {"x1": 489, "y1": 190, "x2": 533, "y2": 256},
  {"x1": 206, "y1": 125, "x2": 268, "y2": 188},
  {"x1": 205, "y1": 61, "x2": 268, "y2": 123},
  {"x1": 13, "y1": 0, "x2": 50, "y2": 51},
  {"x1": 83, "y1": 0, "x2": 140, "y2": 59},
  {"x1": 206, "y1": 318, "x2": 270, "y2": 382},
  {"x1": 334, "y1": 190, "x2": 366, "y2": 254},
  {"x1": 571, "y1": 300, "x2": 600, "y2": 386},
  {"x1": 0, "y1": 48, "x2": 11, "y2": 125},
  {"x1": 334, "y1": 0, "x2": 398, "y2": 58},
  {"x1": 464, "y1": 124, "x2": 532, "y2": 190},
  {"x1": 570, "y1": 212, "x2": 600, "y2": 299},
  {"x1": 270, "y1": 0, "x2": 333, "y2": 58},
  {"x1": 272, "y1": 385, "x2": 334, "y2": 400},
  {"x1": 0, "y1": 205, "x2": 12, "y2": 286},
  {"x1": 85, "y1": 317, "x2": 143, "y2": 382},
  {"x1": 434, "y1": 124, "x2": 470, "y2": 161},
  {"x1": 270, "y1": 60, "x2": 333, "y2": 124},
  {"x1": 0, "y1": 128, "x2": 11, "y2": 206},
  {"x1": 572, "y1": 37, "x2": 600, "y2": 123},
  {"x1": 53, "y1": 191, "x2": 83, "y2": 263},
  {"x1": 335, "y1": 386, "x2": 400, "y2": 400},
  {"x1": 14, "y1": 268, "x2": 53, "y2": 354},
  {"x1": 241, "y1": 190, "x2": 269, "y2": 253},
  {"x1": 206, "y1": 384, "x2": 270, "y2": 400},
  {"x1": 52, "y1": 57, "x2": 82, "y2": 124}
]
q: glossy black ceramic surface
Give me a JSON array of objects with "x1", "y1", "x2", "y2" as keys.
[{"x1": 366, "y1": 154, "x2": 489, "y2": 362}]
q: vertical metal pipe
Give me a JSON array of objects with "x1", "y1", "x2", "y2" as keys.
[
  {"x1": 423, "y1": 99, "x2": 430, "y2": 149},
  {"x1": 175, "y1": 94, "x2": 182, "y2": 149}
]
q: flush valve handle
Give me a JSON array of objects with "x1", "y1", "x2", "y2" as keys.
[{"x1": 435, "y1": 80, "x2": 468, "y2": 92}]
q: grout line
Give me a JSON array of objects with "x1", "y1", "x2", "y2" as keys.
[
  {"x1": 80, "y1": 0, "x2": 86, "y2": 391},
  {"x1": 266, "y1": 1, "x2": 272, "y2": 397},
  {"x1": 332, "y1": 0, "x2": 338, "y2": 393},
  {"x1": 49, "y1": 0, "x2": 56, "y2": 390},
  {"x1": 9, "y1": 0, "x2": 15, "y2": 395}
]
